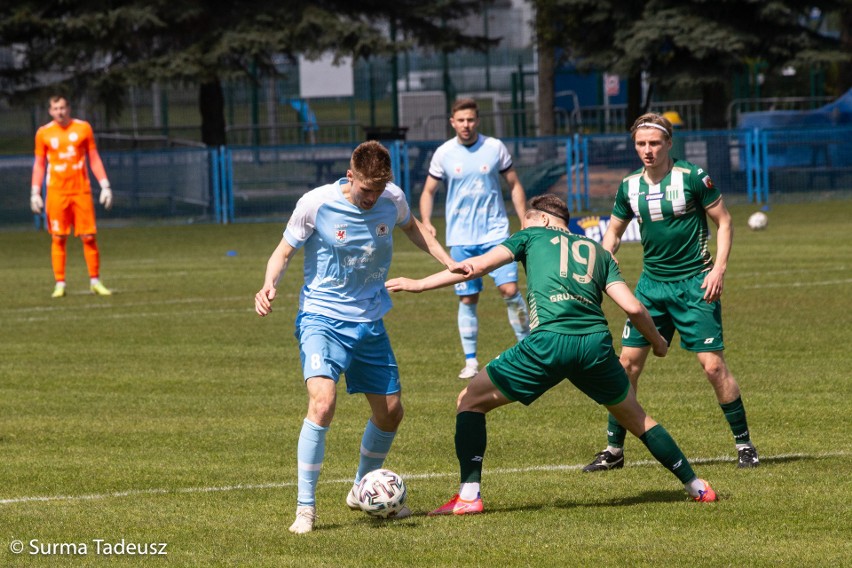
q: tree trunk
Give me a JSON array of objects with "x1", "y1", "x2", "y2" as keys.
[
  {"x1": 537, "y1": 43, "x2": 555, "y2": 138},
  {"x1": 701, "y1": 81, "x2": 728, "y2": 129},
  {"x1": 199, "y1": 79, "x2": 227, "y2": 147},
  {"x1": 839, "y1": 11, "x2": 852, "y2": 93},
  {"x1": 701, "y1": 81, "x2": 731, "y2": 181},
  {"x1": 625, "y1": 72, "x2": 643, "y2": 131}
]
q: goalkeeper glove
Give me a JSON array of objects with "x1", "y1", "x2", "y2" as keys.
[
  {"x1": 99, "y1": 181, "x2": 113, "y2": 210},
  {"x1": 30, "y1": 186, "x2": 44, "y2": 214}
]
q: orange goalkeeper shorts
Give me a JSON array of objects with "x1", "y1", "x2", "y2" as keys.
[{"x1": 46, "y1": 192, "x2": 98, "y2": 236}]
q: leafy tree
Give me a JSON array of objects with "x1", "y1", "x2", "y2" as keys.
[
  {"x1": 533, "y1": 0, "x2": 849, "y2": 130},
  {"x1": 0, "y1": 0, "x2": 495, "y2": 145}
]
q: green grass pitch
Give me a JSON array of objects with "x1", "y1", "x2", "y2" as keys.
[{"x1": 1, "y1": 200, "x2": 850, "y2": 566}]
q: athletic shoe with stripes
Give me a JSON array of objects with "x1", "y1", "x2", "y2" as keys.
[
  {"x1": 582, "y1": 450, "x2": 624, "y2": 472},
  {"x1": 692, "y1": 479, "x2": 718, "y2": 503},
  {"x1": 428, "y1": 493, "x2": 483, "y2": 516},
  {"x1": 737, "y1": 445, "x2": 760, "y2": 468}
]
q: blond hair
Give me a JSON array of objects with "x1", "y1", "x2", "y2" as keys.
[{"x1": 630, "y1": 113, "x2": 673, "y2": 141}]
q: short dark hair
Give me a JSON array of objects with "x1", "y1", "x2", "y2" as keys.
[
  {"x1": 48, "y1": 95, "x2": 69, "y2": 106},
  {"x1": 526, "y1": 194, "x2": 570, "y2": 225},
  {"x1": 350, "y1": 140, "x2": 393, "y2": 186},
  {"x1": 451, "y1": 98, "x2": 479, "y2": 117}
]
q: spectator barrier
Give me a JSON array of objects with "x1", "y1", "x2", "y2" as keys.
[{"x1": 2, "y1": 126, "x2": 848, "y2": 229}]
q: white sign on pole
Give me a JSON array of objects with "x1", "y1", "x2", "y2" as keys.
[
  {"x1": 299, "y1": 53, "x2": 354, "y2": 98},
  {"x1": 604, "y1": 73, "x2": 620, "y2": 97}
]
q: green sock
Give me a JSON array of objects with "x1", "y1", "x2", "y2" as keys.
[
  {"x1": 456, "y1": 411, "x2": 486, "y2": 484},
  {"x1": 607, "y1": 413, "x2": 627, "y2": 448},
  {"x1": 720, "y1": 396, "x2": 751, "y2": 444},
  {"x1": 639, "y1": 424, "x2": 696, "y2": 484}
]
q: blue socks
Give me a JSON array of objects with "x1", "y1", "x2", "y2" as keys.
[
  {"x1": 296, "y1": 418, "x2": 328, "y2": 506},
  {"x1": 458, "y1": 302, "x2": 479, "y2": 359},
  {"x1": 354, "y1": 420, "x2": 397, "y2": 485},
  {"x1": 504, "y1": 292, "x2": 530, "y2": 341}
]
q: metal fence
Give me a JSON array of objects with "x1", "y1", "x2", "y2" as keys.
[{"x1": 3, "y1": 126, "x2": 849, "y2": 230}]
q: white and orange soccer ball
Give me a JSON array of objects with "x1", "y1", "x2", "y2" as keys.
[
  {"x1": 356, "y1": 468, "x2": 407, "y2": 518},
  {"x1": 747, "y1": 211, "x2": 768, "y2": 231}
]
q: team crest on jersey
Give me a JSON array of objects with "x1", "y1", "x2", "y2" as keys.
[
  {"x1": 69, "y1": 132, "x2": 78, "y2": 142},
  {"x1": 50, "y1": 137, "x2": 59, "y2": 149},
  {"x1": 453, "y1": 163, "x2": 463, "y2": 175},
  {"x1": 702, "y1": 175, "x2": 714, "y2": 189},
  {"x1": 335, "y1": 229, "x2": 347, "y2": 243},
  {"x1": 479, "y1": 164, "x2": 490, "y2": 173},
  {"x1": 375, "y1": 223, "x2": 389, "y2": 237}
]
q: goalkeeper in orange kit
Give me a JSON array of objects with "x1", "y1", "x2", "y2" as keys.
[{"x1": 31, "y1": 95, "x2": 114, "y2": 298}]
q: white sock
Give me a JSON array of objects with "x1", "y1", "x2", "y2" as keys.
[
  {"x1": 684, "y1": 477, "x2": 705, "y2": 498},
  {"x1": 606, "y1": 445, "x2": 623, "y2": 456},
  {"x1": 459, "y1": 482, "x2": 480, "y2": 501}
]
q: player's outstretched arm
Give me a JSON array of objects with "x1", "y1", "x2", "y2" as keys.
[
  {"x1": 255, "y1": 237, "x2": 297, "y2": 317},
  {"x1": 386, "y1": 245, "x2": 513, "y2": 294},
  {"x1": 606, "y1": 281, "x2": 668, "y2": 357},
  {"x1": 399, "y1": 216, "x2": 468, "y2": 274}
]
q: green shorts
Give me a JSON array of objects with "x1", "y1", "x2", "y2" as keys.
[
  {"x1": 621, "y1": 272, "x2": 724, "y2": 352},
  {"x1": 485, "y1": 330, "x2": 630, "y2": 407}
]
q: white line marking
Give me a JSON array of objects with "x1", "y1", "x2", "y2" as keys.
[
  {"x1": 731, "y1": 266, "x2": 848, "y2": 279},
  {"x1": 2, "y1": 451, "x2": 847, "y2": 506},
  {"x1": 740, "y1": 278, "x2": 852, "y2": 289}
]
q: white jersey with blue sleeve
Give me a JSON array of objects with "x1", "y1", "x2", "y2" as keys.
[
  {"x1": 428, "y1": 134, "x2": 513, "y2": 247},
  {"x1": 283, "y1": 179, "x2": 411, "y2": 322}
]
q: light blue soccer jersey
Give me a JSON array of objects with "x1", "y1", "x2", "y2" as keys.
[
  {"x1": 284, "y1": 179, "x2": 411, "y2": 322},
  {"x1": 429, "y1": 134, "x2": 513, "y2": 247}
]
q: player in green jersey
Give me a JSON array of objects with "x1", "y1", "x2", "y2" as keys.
[
  {"x1": 583, "y1": 113, "x2": 758, "y2": 473},
  {"x1": 386, "y1": 195, "x2": 718, "y2": 515}
]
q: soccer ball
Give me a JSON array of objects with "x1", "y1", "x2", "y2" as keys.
[
  {"x1": 356, "y1": 468, "x2": 407, "y2": 518},
  {"x1": 747, "y1": 211, "x2": 768, "y2": 231}
]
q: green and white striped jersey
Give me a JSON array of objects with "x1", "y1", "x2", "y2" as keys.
[{"x1": 611, "y1": 160, "x2": 722, "y2": 281}]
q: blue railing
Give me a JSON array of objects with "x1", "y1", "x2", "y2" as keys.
[{"x1": 2, "y1": 125, "x2": 849, "y2": 228}]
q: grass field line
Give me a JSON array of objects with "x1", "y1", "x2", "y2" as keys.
[
  {"x1": 730, "y1": 265, "x2": 848, "y2": 279},
  {"x1": 2, "y1": 450, "x2": 848, "y2": 507},
  {"x1": 740, "y1": 277, "x2": 852, "y2": 289},
  {"x1": 0, "y1": 295, "x2": 250, "y2": 315},
  {"x1": 8, "y1": 307, "x2": 253, "y2": 323}
]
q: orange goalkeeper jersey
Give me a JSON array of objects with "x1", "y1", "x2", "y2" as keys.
[{"x1": 34, "y1": 119, "x2": 99, "y2": 195}]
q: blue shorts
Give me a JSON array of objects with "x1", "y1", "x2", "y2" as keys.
[
  {"x1": 451, "y1": 242, "x2": 518, "y2": 296},
  {"x1": 294, "y1": 312, "x2": 401, "y2": 395}
]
